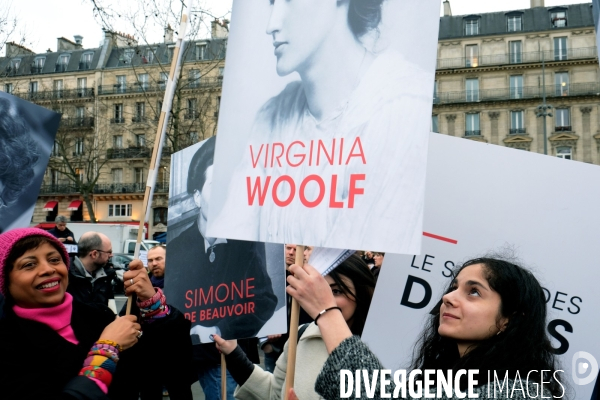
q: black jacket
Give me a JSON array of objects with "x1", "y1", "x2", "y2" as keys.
[
  {"x1": 67, "y1": 257, "x2": 115, "y2": 307},
  {"x1": 48, "y1": 226, "x2": 78, "y2": 244},
  {"x1": 0, "y1": 300, "x2": 194, "y2": 400}
]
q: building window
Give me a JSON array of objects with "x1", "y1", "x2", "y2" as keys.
[
  {"x1": 551, "y1": 10, "x2": 567, "y2": 28},
  {"x1": 74, "y1": 138, "x2": 84, "y2": 155},
  {"x1": 154, "y1": 207, "x2": 168, "y2": 225},
  {"x1": 189, "y1": 69, "x2": 200, "y2": 88},
  {"x1": 135, "y1": 102, "x2": 145, "y2": 122},
  {"x1": 79, "y1": 52, "x2": 93, "y2": 70},
  {"x1": 137, "y1": 73, "x2": 149, "y2": 91},
  {"x1": 510, "y1": 111, "x2": 525, "y2": 134},
  {"x1": 509, "y1": 41, "x2": 522, "y2": 64},
  {"x1": 143, "y1": 48, "x2": 155, "y2": 64},
  {"x1": 77, "y1": 77, "x2": 87, "y2": 97},
  {"x1": 464, "y1": 19, "x2": 479, "y2": 36},
  {"x1": 109, "y1": 204, "x2": 132, "y2": 217},
  {"x1": 112, "y1": 168, "x2": 123, "y2": 183},
  {"x1": 29, "y1": 81, "x2": 38, "y2": 93},
  {"x1": 53, "y1": 80, "x2": 63, "y2": 98},
  {"x1": 556, "y1": 146, "x2": 572, "y2": 160},
  {"x1": 509, "y1": 75, "x2": 523, "y2": 99},
  {"x1": 51, "y1": 141, "x2": 61, "y2": 157},
  {"x1": 10, "y1": 58, "x2": 21, "y2": 71},
  {"x1": 75, "y1": 107, "x2": 85, "y2": 126},
  {"x1": 168, "y1": 46, "x2": 175, "y2": 61},
  {"x1": 113, "y1": 104, "x2": 124, "y2": 123},
  {"x1": 507, "y1": 15, "x2": 522, "y2": 32},
  {"x1": 123, "y1": 49, "x2": 134, "y2": 64},
  {"x1": 197, "y1": 44, "x2": 207, "y2": 60},
  {"x1": 33, "y1": 56, "x2": 45, "y2": 73},
  {"x1": 465, "y1": 45, "x2": 479, "y2": 68},
  {"x1": 113, "y1": 135, "x2": 123, "y2": 149},
  {"x1": 56, "y1": 54, "x2": 70, "y2": 72},
  {"x1": 432, "y1": 115, "x2": 438, "y2": 133},
  {"x1": 116, "y1": 75, "x2": 126, "y2": 93},
  {"x1": 187, "y1": 98, "x2": 198, "y2": 119},
  {"x1": 554, "y1": 37, "x2": 568, "y2": 61},
  {"x1": 465, "y1": 113, "x2": 480, "y2": 136},
  {"x1": 159, "y1": 72, "x2": 168, "y2": 89},
  {"x1": 156, "y1": 100, "x2": 163, "y2": 120},
  {"x1": 466, "y1": 78, "x2": 479, "y2": 102},
  {"x1": 218, "y1": 67, "x2": 225, "y2": 77},
  {"x1": 4, "y1": 83, "x2": 13, "y2": 94},
  {"x1": 135, "y1": 134, "x2": 146, "y2": 147},
  {"x1": 189, "y1": 131, "x2": 199, "y2": 143},
  {"x1": 555, "y1": 108, "x2": 571, "y2": 131},
  {"x1": 51, "y1": 169, "x2": 60, "y2": 185},
  {"x1": 555, "y1": 72, "x2": 569, "y2": 96},
  {"x1": 134, "y1": 168, "x2": 145, "y2": 184},
  {"x1": 75, "y1": 168, "x2": 84, "y2": 181}
]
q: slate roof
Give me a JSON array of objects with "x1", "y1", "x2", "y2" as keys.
[{"x1": 439, "y1": 2, "x2": 594, "y2": 40}]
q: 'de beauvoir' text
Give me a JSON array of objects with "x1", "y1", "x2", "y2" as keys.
[
  {"x1": 246, "y1": 137, "x2": 367, "y2": 209},
  {"x1": 339, "y1": 369, "x2": 565, "y2": 399}
]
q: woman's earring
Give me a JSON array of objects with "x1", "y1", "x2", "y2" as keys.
[{"x1": 496, "y1": 330, "x2": 503, "y2": 336}]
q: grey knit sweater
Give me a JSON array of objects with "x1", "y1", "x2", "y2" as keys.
[{"x1": 314, "y1": 336, "x2": 554, "y2": 400}]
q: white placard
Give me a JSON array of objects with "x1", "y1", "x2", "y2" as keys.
[
  {"x1": 206, "y1": 0, "x2": 441, "y2": 254},
  {"x1": 63, "y1": 244, "x2": 78, "y2": 254},
  {"x1": 363, "y1": 133, "x2": 600, "y2": 399}
]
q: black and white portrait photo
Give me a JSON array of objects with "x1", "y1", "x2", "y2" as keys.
[
  {"x1": 0, "y1": 92, "x2": 61, "y2": 233},
  {"x1": 165, "y1": 137, "x2": 286, "y2": 342},
  {"x1": 207, "y1": 0, "x2": 440, "y2": 254}
]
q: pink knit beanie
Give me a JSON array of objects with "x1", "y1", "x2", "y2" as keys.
[{"x1": 0, "y1": 228, "x2": 70, "y2": 297}]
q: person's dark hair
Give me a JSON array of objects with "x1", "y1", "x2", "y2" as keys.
[
  {"x1": 327, "y1": 254, "x2": 375, "y2": 336},
  {"x1": 4, "y1": 235, "x2": 66, "y2": 303},
  {"x1": 78, "y1": 233, "x2": 102, "y2": 258},
  {"x1": 348, "y1": 0, "x2": 385, "y2": 39},
  {"x1": 411, "y1": 257, "x2": 563, "y2": 397},
  {"x1": 187, "y1": 136, "x2": 216, "y2": 195},
  {"x1": 0, "y1": 97, "x2": 39, "y2": 208}
]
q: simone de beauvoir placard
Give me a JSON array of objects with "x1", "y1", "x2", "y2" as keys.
[{"x1": 208, "y1": 0, "x2": 439, "y2": 253}]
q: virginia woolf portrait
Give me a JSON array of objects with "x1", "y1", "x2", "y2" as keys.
[
  {"x1": 207, "y1": 0, "x2": 439, "y2": 254},
  {"x1": 0, "y1": 93, "x2": 60, "y2": 233}
]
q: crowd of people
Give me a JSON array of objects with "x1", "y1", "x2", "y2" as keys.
[{"x1": 1, "y1": 217, "x2": 590, "y2": 400}]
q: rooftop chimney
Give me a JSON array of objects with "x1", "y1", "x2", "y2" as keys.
[
  {"x1": 211, "y1": 19, "x2": 229, "y2": 39},
  {"x1": 164, "y1": 24, "x2": 174, "y2": 43},
  {"x1": 530, "y1": 0, "x2": 545, "y2": 8},
  {"x1": 74, "y1": 35, "x2": 83, "y2": 46},
  {"x1": 443, "y1": 0, "x2": 452, "y2": 17}
]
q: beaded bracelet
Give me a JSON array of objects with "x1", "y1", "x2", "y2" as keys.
[
  {"x1": 137, "y1": 288, "x2": 163, "y2": 308},
  {"x1": 88, "y1": 348, "x2": 119, "y2": 363},
  {"x1": 83, "y1": 355, "x2": 117, "y2": 374},
  {"x1": 96, "y1": 339, "x2": 121, "y2": 352}
]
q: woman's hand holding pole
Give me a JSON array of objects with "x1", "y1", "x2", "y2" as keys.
[{"x1": 286, "y1": 263, "x2": 353, "y2": 354}]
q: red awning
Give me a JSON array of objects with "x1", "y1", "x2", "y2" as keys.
[
  {"x1": 67, "y1": 200, "x2": 83, "y2": 211},
  {"x1": 42, "y1": 201, "x2": 58, "y2": 211}
]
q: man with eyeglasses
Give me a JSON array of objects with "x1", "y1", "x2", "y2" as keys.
[{"x1": 67, "y1": 231, "x2": 116, "y2": 307}]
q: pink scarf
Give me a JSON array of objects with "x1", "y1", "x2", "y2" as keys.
[{"x1": 13, "y1": 292, "x2": 79, "y2": 345}]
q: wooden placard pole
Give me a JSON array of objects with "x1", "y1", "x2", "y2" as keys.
[
  {"x1": 284, "y1": 245, "x2": 304, "y2": 400},
  {"x1": 126, "y1": 0, "x2": 195, "y2": 315},
  {"x1": 221, "y1": 353, "x2": 227, "y2": 400}
]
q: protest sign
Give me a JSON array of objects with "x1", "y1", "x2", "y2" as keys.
[
  {"x1": 164, "y1": 137, "x2": 286, "y2": 342},
  {"x1": 0, "y1": 92, "x2": 61, "y2": 233},
  {"x1": 206, "y1": 0, "x2": 440, "y2": 254},
  {"x1": 362, "y1": 133, "x2": 600, "y2": 399}
]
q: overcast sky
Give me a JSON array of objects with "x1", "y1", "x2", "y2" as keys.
[{"x1": 5, "y1": 0, "x2": 593, "y2": 55}]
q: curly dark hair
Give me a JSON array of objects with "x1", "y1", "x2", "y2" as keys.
[
  {"x1": 186, "y1": 136, "x2": 216, "y2": 195},
  {"x1": 0, "y1": 97, "x2": 39, "y2": 208},
  {"x1": 410, "y1": 257, "x2": 564, "y2": 397},
  {"x1": 348, "y1": 0, "x2": 385, "y2": 39}
]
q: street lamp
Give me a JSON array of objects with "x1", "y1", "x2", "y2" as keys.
[{"x1": 535, "y1": 45, "x2": 553, "y2": 156}]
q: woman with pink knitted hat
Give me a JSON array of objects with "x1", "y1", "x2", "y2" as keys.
[{"x1": 0, "y1": 228, "x2": 194, "y2": 400}]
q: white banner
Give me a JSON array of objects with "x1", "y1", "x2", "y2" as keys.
[
  {"x1": 363, "y1": 133, "x2": 600, "y2": 399},
  {"x1": 207, "y1": 0, "x2": 441, "y2": 254}
]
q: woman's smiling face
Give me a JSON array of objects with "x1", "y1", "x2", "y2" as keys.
[
  {"x1": 438, "y1": 264, "x2": 508, "y2": 355},
  {"x1": 266, "y1": 0, "x2": 341, "y2": 76}
]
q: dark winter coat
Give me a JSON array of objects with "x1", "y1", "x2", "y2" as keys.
[
  {"x1": 0, "y1": 300, "x2": 195, "y2": 400},
  {"x1": 48, "y1": 226, "x2": 78, "y2": 244},
  {"x1": 67, "y1": 257, "x2": 115, "y2": 307}
]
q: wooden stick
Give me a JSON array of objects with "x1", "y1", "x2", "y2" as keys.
[
  {"x1": 126, "y1": 1, "x2": 195, "y2": 314},
  {"x1": 221, "y1": 353, "x2": 227, "y2": 400},
  {"x1": 284, "y1": 245, "x2": 304, "y2": 400}
]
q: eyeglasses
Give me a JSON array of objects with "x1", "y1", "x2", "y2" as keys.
[{"x1": 94, "y1": 249, "x2": 113, "y2": 255}]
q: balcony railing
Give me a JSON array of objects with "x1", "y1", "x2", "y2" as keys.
[
  {"x1": 465, "y1": 130, "x2": 481, "y2": 136},
  {"x1": 14, "y1": 88, "x2": 94, "y2": 101},
  {"x1": 79, "y1": 61, "x2": 91, "y2": 70},
  {"x1": 111, "y1": 117, "x2": 125, "y2": 124},
  {"x1": 39, "y1": 182, "x2": 170, "y2": 196},
  {"x1": 132, "y1": 116, "x2": 148, "y2": 123},
  {"x1": 55, "y1": 63, "x2": 68, "y2": 72},
  {"x1": 437, "y1": 47, "x2": 597, "y2": 70},
  {"x1": 184, "y1": 112, "x2": 197, "y2": 120},
  {"x1": 509, "y1": 128, "x2": 527, "y2": 134},
  {"x1": 98, "y1": 77, "x2": 224, "y2": 95},
  {"x1": 107, "y1": 147, "x2": 151, "y2": 159},
  {"x1": 555, "y1": 126, "x2": 572, "y2": 132},
  {"x1": 434, "y1": 82, "x2": 600, "y2": 105},
  {"x1": 59, "y1": 117, "x2": 94, "y2": 130},
  {"x1": 30, "y1": 65, "x2": 43, "y2": 74}
]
